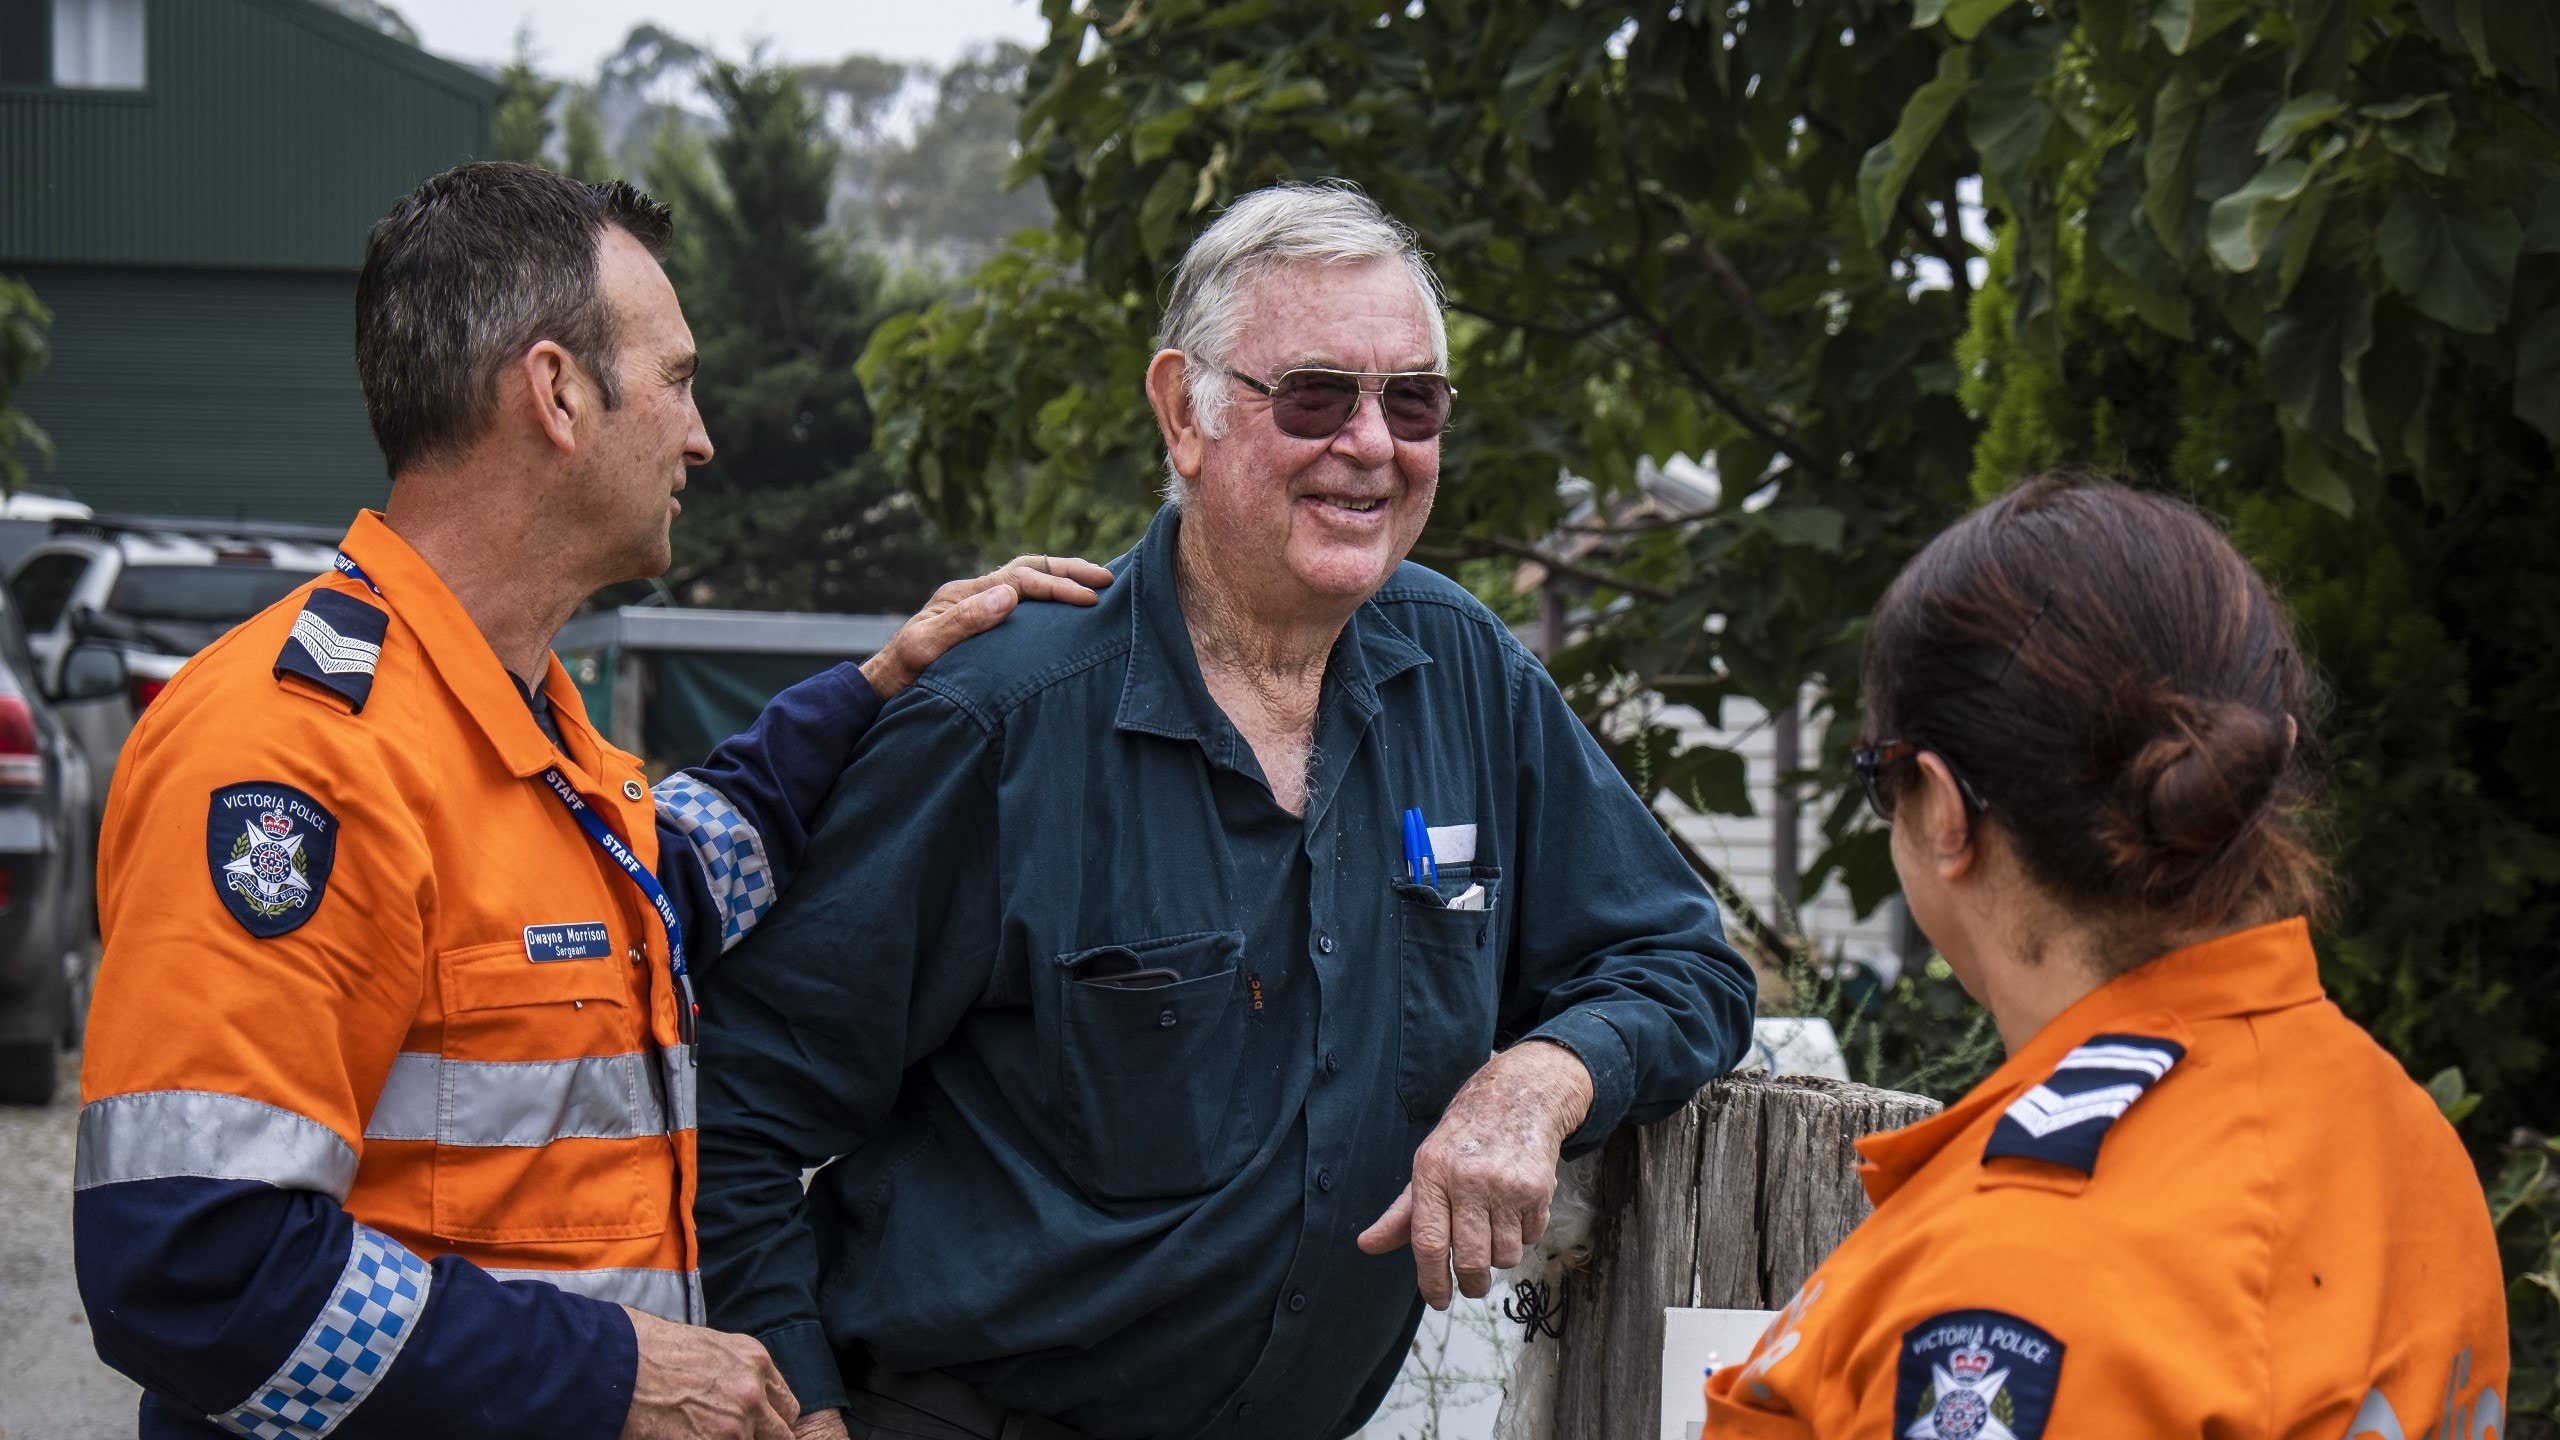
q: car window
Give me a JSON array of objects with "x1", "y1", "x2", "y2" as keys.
[
  {"x1": 107, "y1": 565, "x2": 318, "y2": 624},
  {"x1": 11, "y1": 552, "x2": 90, "y2": 633},
  {"x1": 0, "y1": 592, "x2": 40, "y2": 693}
]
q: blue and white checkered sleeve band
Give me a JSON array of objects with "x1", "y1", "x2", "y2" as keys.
[
  {"x1": 653, "y1": 772, "x2": 775, "y2": 953},
  {"x1": 213, "y1": 1223, "x2": 431, "y2": 1440}
]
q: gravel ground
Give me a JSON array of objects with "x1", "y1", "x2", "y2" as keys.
[{"x1": 0, "y1": 1050, "x2": 140, "y2": 1440}]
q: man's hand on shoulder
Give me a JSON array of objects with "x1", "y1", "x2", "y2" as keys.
[
  {"x1": 1358, "y1": 1039, "x2": 1595, "y2": 1310},
  {"x1": 861, "y1": 555, "x2": 1114, "y2": 700},
  {"x1": 620, "y1": 1306, "x2": 802, "y2": 1440}
]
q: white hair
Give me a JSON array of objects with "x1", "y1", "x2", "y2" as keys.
[{"x1": 1156, "y1": 181, "x2": 1450, "y2": 505}]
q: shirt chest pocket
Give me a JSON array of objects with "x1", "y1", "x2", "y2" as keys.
[
  {"x1": 1393, "y1": 865, "x2": 1503, "y2": 1122},
  {"x1": 1039, "y1": 930, "x2": 1253, "y2": 1202},
  {"x1": 427, "y1": 940, "x2": 669, "y2": 1244}
]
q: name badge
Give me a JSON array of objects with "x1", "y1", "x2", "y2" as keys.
[{"x1": 523, "y1": 921, "x2": 613, "y2": 963}]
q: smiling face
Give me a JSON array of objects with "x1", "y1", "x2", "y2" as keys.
[
  {"x1": 1172, "y1": 257, "x2": 1442, "y2": 626},
  {"x1": 562, "y1": 225, "x2": 712, "y2": 582}
]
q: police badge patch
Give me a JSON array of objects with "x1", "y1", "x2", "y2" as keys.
[
  {"x1": 1892, "y1": 1309, "x2": 2065, "y2": 1440},
  {"x1": 207, "y1": 782, "x2": 339, "y2": 938}
]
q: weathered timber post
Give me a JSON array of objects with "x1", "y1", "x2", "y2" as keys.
[{"x1": 1536, "y1": 1074, "x2": 1940, "y2": 1440}]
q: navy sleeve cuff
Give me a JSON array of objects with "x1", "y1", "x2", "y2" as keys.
[
  {"x1": 1525, "y1": 1009, "x2": 1637, "y2": 1156},
  {"x1": 757, "y1": 1319, "x2": 848, "y2": 1417}
]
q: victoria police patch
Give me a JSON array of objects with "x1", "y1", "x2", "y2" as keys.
[
  {"x1": 1892, "y1": 1309, "x2": 2065, "y2": 1440},
  {"x1": 207, "y1": 782, "x2": 339, "y2": 938}
]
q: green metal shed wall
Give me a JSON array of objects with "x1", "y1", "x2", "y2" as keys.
[
  {"x1": 0, "y1": 0, "x2": 496, "y2": 271},
  {"x1": 12, "y1": 265, "x2": 386, "y2": 525}
]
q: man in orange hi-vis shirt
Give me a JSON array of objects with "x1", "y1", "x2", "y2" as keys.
[
  {"x1": 72, "y1": 163, "x2": 1107, "y2": 1440},
  {"x1": 1707, "y1": 478, "x2": 2506, "y2": 1440}
]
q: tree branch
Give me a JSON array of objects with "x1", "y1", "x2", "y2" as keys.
[
  {"x1": 1446, "y1": 299, "x2": 1630, "y2": 339},
  {"x1": 1416, "y1": 536, "x2": 1675, "y2": 603},
  {"x1": 1571, "y1": 258, "x2": 1839, "y2": 483}
]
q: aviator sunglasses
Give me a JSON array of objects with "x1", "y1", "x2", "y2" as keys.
[{"x1": 1224, "y1": 366, "x2": 1457, "y2": 442}]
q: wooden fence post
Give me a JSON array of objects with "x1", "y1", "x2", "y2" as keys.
[{"x1": 1538, "y1": 1074, "x2": 1940, "y2": 1440}]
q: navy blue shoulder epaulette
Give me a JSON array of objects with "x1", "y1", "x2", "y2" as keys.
[
  {"x1": 1982, "y1": 1032, "x2": 2186, "y2": 1176},
  {"x1": 273, "y1": 588, "x2": 388, "y2": 713}
]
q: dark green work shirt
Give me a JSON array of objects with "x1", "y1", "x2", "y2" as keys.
[{"x1": 695, "y1": 506, "x2": 1756, "y2": 1440}]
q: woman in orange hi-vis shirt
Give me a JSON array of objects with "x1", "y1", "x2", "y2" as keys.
[{"x1": 1707, "y1": 476, "x2": 2507, "y2": 1439}]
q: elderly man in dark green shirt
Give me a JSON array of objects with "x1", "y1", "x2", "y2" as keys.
[{"x1": 696, "y1": 183, "x2": 1758, "y2": 1440}]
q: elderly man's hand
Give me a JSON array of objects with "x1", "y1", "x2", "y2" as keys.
[
  {"x1": 860, "y1": 555, "x2": 1114, "y2": 701},
  {"x1": 789, "y1": 1409, "x2": 851, "y2": 1440},
  {"x1": 618, "y1": 1306, "x2": 800, "y2": 1440},
  {"x1": 1357, "y1": 1039, "x2": 1595, "y2": 1309}
]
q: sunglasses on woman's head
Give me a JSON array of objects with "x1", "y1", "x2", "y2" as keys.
[
  {"x1": 1223, "y1": 366, "x2": 1456, "y2": 442},
  {"x1": 1851, "y1": 739, "x2": 1989, "y2": 824}
]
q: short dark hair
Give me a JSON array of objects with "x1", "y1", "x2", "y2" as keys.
[
  {"x1": 355, "y1": 162, "x2": 674, "y2": 477},
  {"x1": 1862, "y1": 474, "x2": 2329, "y2": 952}
]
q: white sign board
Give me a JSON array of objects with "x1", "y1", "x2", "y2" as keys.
[{"x1": 1660, "y1": 1307, "x2": 1779, "y2": 1440}]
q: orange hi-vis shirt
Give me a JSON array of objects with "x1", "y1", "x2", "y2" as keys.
[
  {"x1": 1706, "y1": 918, "x2": 2508, "y2": 1440},
  {"x1": 78, "y1": 512, "x2": 702, "y2": 1435}
]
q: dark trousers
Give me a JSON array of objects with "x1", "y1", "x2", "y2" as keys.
[{"x1": 840, "y1": 1360, "x2": 1093, "y2": 1440}]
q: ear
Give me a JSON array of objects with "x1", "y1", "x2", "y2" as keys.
[
  {"x1": 515, "y1": 340, "x2": 586, "y2": 457},
  {"x1": 1144, "y1": 349, "x2": 1207, "y2": 482},
  {"x1": 1909, "y1": 751, "x2": 1979, "y2": 884}
]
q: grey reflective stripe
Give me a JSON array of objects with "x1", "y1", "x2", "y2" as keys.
[
  {"x1": 363, "y1": 1051, "x2": 669, "y2": 1148},
  {"x1": 76, "y1": 1091, "x2": 358, "y2": 1200},
  {"x1": 653, "y1": 772, "x2": 775, "y2": 953},
  {"x1": 484, "y1": 1266, "x2": 700, "y2": 1323},
  {"x1": 213, "y1": 1222, "x2": 431, "y2": 1439},
  {"x1": 361, "y1": 1053, "x2": 439, "y2": 1143},
  {"x1": 660, "y1": 1044, "x2": 696, "y2": 1132}
]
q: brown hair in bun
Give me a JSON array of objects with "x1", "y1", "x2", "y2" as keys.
[{"x1": 1862, "y1": 474, "x2": 2328, "y2": 950}]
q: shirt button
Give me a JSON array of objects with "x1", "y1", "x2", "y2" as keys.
[
  {"x1": 1288, "y1": 1292, "x2": 1308, "y2": 1313},
  {"x1": 628, "y1": 946, "x2": 644, "y2": 968},
  {"x1": 1157, "y1": 1010, "x2": 1178, "y2": 1028},
  {"x1": 1316, "y1": 933, "x2": 1335, "y2": 955},
  {"x1": 623, "y1": 779, "x2": 645, "y2": 802},
  {"x1": 1324, "y1": 1051, "x2": 1340, "y2": 1076},
  {"x1": 1236, "y1": 1402, "x2": 1256, "y2": 1419},
  {"x1": 1317, "y1": 1169, "x2": 1334, "y2": 1192}
]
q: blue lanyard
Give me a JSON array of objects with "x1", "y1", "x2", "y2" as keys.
[{"x1": 334, "y1": 551, "x2": 696, "y2": 1050}]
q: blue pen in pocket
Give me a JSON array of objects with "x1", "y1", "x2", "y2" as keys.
[{"x1": 1401, "y1": 807, "x2": 1439, "y2": 887}]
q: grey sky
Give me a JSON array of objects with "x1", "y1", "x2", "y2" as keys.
[{"x1": 405, "y1": 0, "x2": 1051, "y2": 76}]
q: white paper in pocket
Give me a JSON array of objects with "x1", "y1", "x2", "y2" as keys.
[
  {"x1": 1426, "y1": 823, "x2": 1477, "y2": 865},
  {"x1": 1445, "y1": 883, "x2": 1487, "y2": 912}
]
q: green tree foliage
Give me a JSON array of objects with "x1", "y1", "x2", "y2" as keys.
[
  {"x1": 1926, "y1": 0, "x2": 2560, "y2": 1165},
  {"x1": 864, "y1": 0, "x2": 1988, "y2": 838},
  {"x1": 0, "y1": 276, "x2": 53, "y2": 491},
  {"x1": 652, "y1": 61, "x2": 969, "y2": 611},
  {"x1": 561, "y1": 90, "x2": 616, "y2": 182},
  {"x1": 493, "y1": 29, "x2": 563, "y2": 167}
]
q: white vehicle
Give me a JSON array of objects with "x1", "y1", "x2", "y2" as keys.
[{"x1": 9, "y1": 517, "x2": 339, "y2": 805}]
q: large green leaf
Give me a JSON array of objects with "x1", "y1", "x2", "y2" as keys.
[
  {"x1": 2276, "y1": 176, "x2": 2338, "y2": 299},
  {"x1": 1967, "y1": 47, "x2": 2054, "y2": 196},
  {"x1": 2256, "y1": 92, "x2": 2345, "y2": 157},
  {"x1": 2514, "y1": 304, "x2": 2560, "y2": 447},
  {"x1": 2370, "y1": 95, "x2": 2456, "y2": 175},
  {"x1": 2378, "y1": 191, "x2": 2524, "y2": 333},
  {"x1": 2152, "y1": 0, "x2": 2249, "y2": 54},
  {"x1": 1942, "y1": 0, "x2": 2025, "y2": 41},
  {"x1": 2145, "y1": 71, "x2": 2205, "y2": 258},
  {"x1": 2262, "y1": 267, "x2": 2375, "y2": 453},
  {"x1": 1857, "y1": 44, "x2": 1974, "y2": 246},
  {"x1": 2206, "y1": 158, "x2": 2316, "y2": 273},
  {"x1": 2281, "y1": 430, "x2": 2358, "y2": 516},
  {"x1": 2091, "y1": 144, "x2": 2194, "y2": 338},
  {"x1": 2485, "y1": 0, "x2": 2557, "y2": 91}
]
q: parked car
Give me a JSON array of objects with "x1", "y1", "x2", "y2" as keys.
[
  {"x1": 0, "y1": 583, "x2": 105, "y2": 1104},
  {"x1": 10, "y1": 515, "x2": 338, "y2": 809}
]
